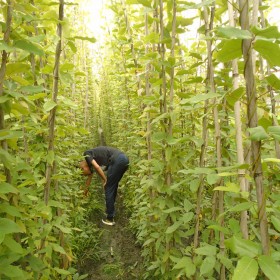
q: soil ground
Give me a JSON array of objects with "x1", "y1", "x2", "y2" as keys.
[{"x1": 78, "y1": 192, "x2": 145, "y2": 280}]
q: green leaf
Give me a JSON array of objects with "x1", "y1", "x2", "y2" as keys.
[
  {"x1": 11, "y1": 103, "x2": 29, "y2": 115},
  {"x1": 28, "y1": 256, "x2": 46, "y2": 272},
  {"x1": 0, "y1": 204, "x2": 22, "y2": 217},
  {"x1": 195, "y1": 244, "x2": 217, "y2": 256},
  {"x1": 266, "y1": 74, "x2": 280, "y2": 90},
  {"x1": 248, "y1": 126, "x2": 269, "y2": 141},
  {"x1": 252, "y1": 26, "x2": 280, "y2": 39},
  {"x1": 0, "y1": 265, "x2": 25, "y2": 278},
  {"x1": 173, "y1": 256, "x2": 195, "y2": 276},
  {"x1": 0, "y1": 95, "x2": 10, "y2": 103},
  {"x1": 144, "y1": 32, "x2": 160, "y2": 44},
  {"x1": 271, "y1": 216, "x2": 280, "y2": 232},
  {"x1": 3, "y1": 235, "x2": 24, "y2": 254},
  {"x1": 50, "y1": 243, "x2": 67, "y2": 255},
  {"x1": 229, "y1": 202, "x2": 253, "y2": 212},
  {"x1": 207, "y1": 224, "x2": 230, "y2": 234},
  {"x1": 0, "y1": 182, "x2": 18, "y2": 194},
  {"x1": 207, "y1": 173, "x2": 220, "y2": 185},
  {"x1": 20, "y1": 85, "x2": 46, "y2": 93},
  {"x1": 217, "y1": 26, "x2": 252, "y2": 39},
  {"x1": 216, "y1": 39, "x2": 242, "y2": 62},
  {"x1": 6, "y1": 63, "x2": 30, "y2": 75},
  {"x1": 163, "y1": 207, "x2": 182, "y2": 214},
  {"x1": 28, "y1": 92, "x2": 47, "y2": 101},
  {"x1": 226, "y1": 87, "x2": 245, "y2": 106},
  {"x1": 0, "y1": 130, "x2": 23, "y2": 141},
  {"x1": 0, "y1": 40, "x2": 14, "y2": 52},
  {"x1": 254, "y1": 40, "x2": 280, "y2": 67},
  {"x1": 14, "y1": 39, "x2": 44, "y2": 56},
  {"x1": 54, "y1": 267, "x2": 71, "y2": 275},
  {"x1": 181, "y1": 212, "x2": 194, "y2": 223},
  {"x1": 177, "y1": 16, "x2": 193, "y2": 27},
  {"x1": 73, "y1": 36, "x2": 96, "y2": 43},
  {"x1": 166, "y1": 221, "x2": 182, "y2": 234},
  {"x1": 232, "y1": 256, "x2": 258, "y2": 280},
  {"x1": 225, "y1": 236, "x2": 261, "y2": 258},
  {"x1": 200, "y1": 256, "x2": 216, "y2": 276},
  {"x1": 183, "y1": 92, "x2": 220, "y2": 104},
  {"x1": 214, "y1": 182, "x2": 240, "y2": 193},
  {"x1": 0, "y1": 218, "x2": 23, "y2": 234},
  {"x1": 258, "y1": 255, "x2": 280, "y2": 280},
  {"x1": 268, "y1": 126, "x2": 280, "y2": 141},
  {"x1": 137, "y1": 0, "x2": 151, "y2": 6},
  {"x1": 263, "y1": 158, "x2": 280, "y2": 163},
  {"x1": 43, "y1": 100, "x2": 57, "y2": 111}
]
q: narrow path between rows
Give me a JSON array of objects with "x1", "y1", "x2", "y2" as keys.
[{"x1": 78, "y1": 190, "x2": 144, "y2": 279}]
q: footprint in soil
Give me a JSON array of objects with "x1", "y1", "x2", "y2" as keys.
[{"x1": 79, "y1": 199, "x2": 144, "y2": 280}]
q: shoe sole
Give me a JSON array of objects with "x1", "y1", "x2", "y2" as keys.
[{"x1": 102, "y1": 219, "x2": 115, "y2": 226}]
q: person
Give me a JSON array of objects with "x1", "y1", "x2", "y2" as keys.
[{"x1": 80, "y1": 146, "x2": 129, "y2": 226}]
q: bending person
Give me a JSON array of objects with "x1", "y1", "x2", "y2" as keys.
[{"x1": 80, "y1": 146, "x2": 129, "y2": 226}]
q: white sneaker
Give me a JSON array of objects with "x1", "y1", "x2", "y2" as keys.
[{"x1": 102, "y1": 218, "x2": 115, "y2": 226}]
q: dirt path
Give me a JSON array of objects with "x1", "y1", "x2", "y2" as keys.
[{"x1": 78, "y1": 193, "x2": 144, "y2": 279}]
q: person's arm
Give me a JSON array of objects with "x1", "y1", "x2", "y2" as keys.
[
  {"x1": 91, "y1": 159, "x2": 107, "y2": 188},
  {"x1": 84, "y1": 174, "x2": 93, "y2": 196}
]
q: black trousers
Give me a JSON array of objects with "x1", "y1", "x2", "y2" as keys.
[{"x1": 105, "y1": 153, "x2": 129, "y2": 219}]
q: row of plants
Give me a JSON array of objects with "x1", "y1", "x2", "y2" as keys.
[
  {"x1": 0, "y1": 0, "x2": 104, "y2": 278},
  {"x1": 93, "y1": 0, "x2": 280, "y2": 279}
]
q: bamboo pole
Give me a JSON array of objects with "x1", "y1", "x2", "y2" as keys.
[
  {"x1": 239, "y1": 0, "x2": 270, "y2": 255},
  {"x1": 44, "y1": 0, "x2": 64, "y2": 205},
  {"x1": 0, "y1": 0, "x2": 13, "y2": 183},
  {"x1": 228, "y1": 0, "x2": 249, "y2": 239}
]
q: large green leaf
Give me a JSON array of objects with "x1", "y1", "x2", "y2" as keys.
[
  {"x1": 268, "y1": 126, "x2": 280, "y2": 141},
  {"x1": 172, "y1": 256, "x2": 196, "y2": 278},
  {"x1": 214, "y1": 182, "x2": 240, "y2": 193},
  {"x1": 73, "y1": 36, "x2": 96, "y2": 43},
  {"x1": 20, "y1": 85, "x2": 46, "y2": 93},
  {"x1": 226, "y1": 87, "x2": 245, "y2": 106},
  {"x1": 216, "y1": 39, "x2": 242, "y2": 62},
  {"x1": 0, "y1": 40, "x2": 14, "y2": 52},
  {"x1": 271, "y1": 215, "x2": 280, "y2": 233},
  {"x1": 217, "y1": 26, "x2": 252, "y2": 39},
  {"x1": 3, "y1": 235, "x2": 23, "y2": 254},
  {"x1": 166, "y1": 221, "x2": 182, "y2": 234},
  {"x1": 0, "y1": 130, "x2": 23, "y2": 141},
  {"x1": 200, "y1": 256, "x2": 216, "y2": 276},
  {"x1": 229, "y1": 202, "x2": 253, "y2": 212},
  {"x1": 195, "y1": 244, "x2": 217, "y2": 256},
  {"x1": 251, "y1": 26, "x2": 280, "y2": 39},
  {"x1": 0, "y1": 218, "x2": 23, "y2": 234},
  {"x1": 254, "y1": 40, "x2": 280, "y2": 67},
  {"x1": 225, "y1": 236, "x2": 261, "y2": 258},
  {"x1": 0, "y1": 182, "x2": 18, "y2": 194},
  {"x1": 258, "y1": 255, "x2": 280, "y2": 280},
  {"x1": 232, "y1": 256, "x2": 258, "y2": 280},
  {"x1": 43, "y1": 100, "x2": 57, "y2": 112},
  {"x1": 266, "y1": 74, "x2": 280, "y2": 90},
  {"x1": 248, "y1": 126, "x2": 269, "y2": 141},
  {"x1": 0, "y1": 265, "x2": 25, "y2": 278},
  {"x1": 6, "y1": 63, "x2": 30, "y2": 75},
  {"x1": 14, "y1": 39, "x2": 44, "y2": 56}
]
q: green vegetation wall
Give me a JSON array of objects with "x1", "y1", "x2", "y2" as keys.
[
  {"x1": 95, "y1": 0, "x2": 280, "y2": 279},
  {"x1": 0, "y1": 0, "x2": 98, "y2": 278},
  {"x1": 1, "y1": 0, "x2": 280, "y2": 279}
]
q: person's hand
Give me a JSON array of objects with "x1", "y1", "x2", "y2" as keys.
[{"x1": 102, "y1": 179, "x2": 107, "y2": 189}]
